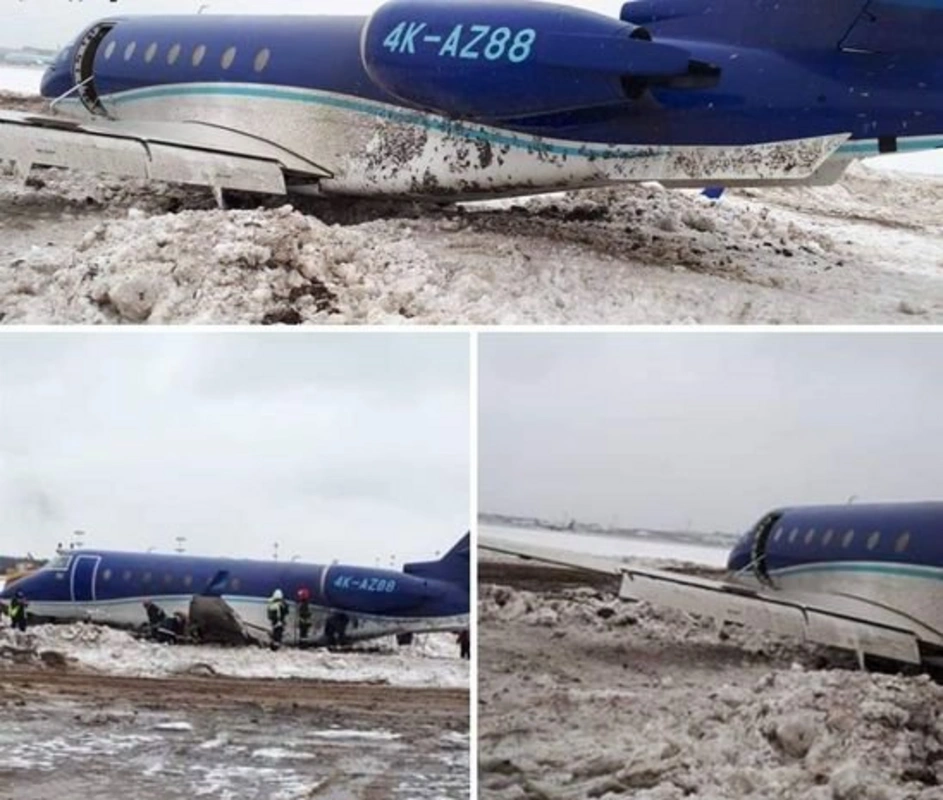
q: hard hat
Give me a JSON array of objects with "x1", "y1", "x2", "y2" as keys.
[{"x1": 272, "y1": 589, "x2": 283, "y2": 601}]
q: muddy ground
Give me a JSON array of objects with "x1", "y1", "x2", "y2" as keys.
[
  {"x1": 478, "y1": 557, "x2": 943, "y2": 800},
  {"x1": 0, "y1": 660, "x2": 469, "y2": 799}
]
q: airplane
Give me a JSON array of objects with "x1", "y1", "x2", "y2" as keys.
[
  {"x1": 0, "y1": 0, "x2": 942, "y2": 203},
  {"x1": 480, "y1": 503, "x2": 943, "y2": 671},
  {"x1": 0, "y1": 533, "x2": 469, "y2": 648}
]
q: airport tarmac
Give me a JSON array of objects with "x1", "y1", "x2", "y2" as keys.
[
  {"x1": 478, "y1": 557, "x2": 943, "y2": 800},
  {"x1": 4, "y1": 92, "x2": 943, "y2": 325},
  {"x1": 0, "y1": 626, "x2": 469, "y2": 799}
]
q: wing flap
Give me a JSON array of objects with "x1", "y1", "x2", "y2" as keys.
[{"x1": 0, "y1": 111, "x2": 332, "y2": 194}]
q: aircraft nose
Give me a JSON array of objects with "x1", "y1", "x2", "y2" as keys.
[{"x1": 40, "y1": 63, "x2": 73, "y2": 99}]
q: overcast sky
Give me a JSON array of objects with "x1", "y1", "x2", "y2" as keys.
[
  {"x1": 5, "y1": 0, "x2": 621, "y2": 49},
  {"x1": 0, "y1": 332, "x2": 469, "y2": 564},
  {"x1": 480, "y1": 332, "x2": 943, "y2": 536}
]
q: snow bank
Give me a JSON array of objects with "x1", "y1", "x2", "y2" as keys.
[
  {"x1": 2, "y1": 160, "x2": 943, "y2": 323},
  {"x1": 0, "y1": 623, "x2": 468, "y2": 688},
  {"x1": 479, "y1": 581, "x2": 943, "y2": 800}
]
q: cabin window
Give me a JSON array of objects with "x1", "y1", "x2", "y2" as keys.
[
  {"x1": 254, "y1": 48, "x2": 271, "y2": 72},
  {"x1": 102, "y1": 569, "x2": 112, "y2": 581},
  {"x1": 55, "y1": 572, "x2": 65, "y2": 581},
  {"x1": 124, "y1": 42, "x2": 137, "y2": 61},
  {"x1": 895, "y1": 531, "x2": 911, "y2": 553},
  {"x1": 867, "y1": 531, "x2": 881, "y2": 550},
  {"x1": 192, "y1": 44, "x2": 207, "y2": 67},
  {"x1": 104, "y1": 41, "x2": 117, "y2": 61},
  {"x1": 788, "y1": 527, "x2": 799, "y2": 544},
  {"x1": 183, "y1": 575, "x2": 193, "y2": 587},
  {"x1": 842, "y1": 529, "x2": 855, "y2": 548},
  {"x1": 163, "y1": 573, "x2": 173, "y2": 585},
  {"x1": 822, "y1": 529, "x2": 834, "y2": 546},
  {"x1": 221, "y1": 46, "x2": 236, "y2": 70},
  {"x1": 231, "y1": 578, "x2": 241, "y2": 590},
  {"x1": 143, "y1": 571, "x2": 152, "y2": 583},
  {"x1": 144, "y1": 42, "x2": 158, "y2": 63},
  {"x1": 167, "y1": 44, "x2": 181, "y2": 65},
  {"x1": 804, "y1": 529, "x2": 816, "y2": 545},
  {"x1": 123, "y1": 570, "x2": 132, "y2": 582},
  {"x1": 772, "y1": 526, "x2": 783, "y2": 542}
]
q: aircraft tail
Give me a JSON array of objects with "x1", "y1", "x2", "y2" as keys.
[
  {"x1": 403, "y1": 533, "x2": 470, "y2": 589},
  {"x1": 621, "y1": 0, "x2": 943, "y2": 53}
]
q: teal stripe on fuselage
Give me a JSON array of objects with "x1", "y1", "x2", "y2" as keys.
[
  {"x1": 770, "y1": 560, "x2": 943, "y2": 582},
  {"x1": 101, "y1": 82, "x2": 663, "y2": 161}
]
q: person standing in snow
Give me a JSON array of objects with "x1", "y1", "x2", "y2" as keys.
[
  {"x1": 457, "y1": 629, "x2": 470, "y2": 660},
  {"x1": 267, "y1": 589, "x2": 289, "y2": 650},
  {"x1": 142, "y1": 598, "x2": 167, "y2": 639},
  {"x1": 296, "y1": 587, "x2": 313, "y2": 643},
  {"x1": 9, "y1": 591, "x2": 28, "y2": 632}
]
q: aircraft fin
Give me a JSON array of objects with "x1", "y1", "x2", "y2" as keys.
[
  {"x1": 621, "y1": 0, "x2": 871, "y2": 50},
  {"x1": 403, "y1": 533, "x2": 470, "y2": 588},
  {"x1": 480, "y1": 535, "x2": 938, "y2": 665},
  {"x1": 840, "y1": 0, "x2": 943, "y2": 54}
]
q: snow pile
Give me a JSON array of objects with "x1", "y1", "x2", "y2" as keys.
[
  {"x1": 2, "y1": 159, "x2": 943, "y2": 323},
  {"x1": 0, "y1": 623, "x2": 468, "y2": 688},
  {"x1": 480, "y1": 577, "x2": 943, "y2": 800}
]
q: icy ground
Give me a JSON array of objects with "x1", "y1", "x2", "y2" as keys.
[
  {"x1": 479, "y1": 566, "x2": 943, "y2": 800},
  {"x1": 3, "y1": 92, "x2": 943, "y2": 322},
  {"x1": 0, "y1": 623, "x2": 468, "y2": 688}
]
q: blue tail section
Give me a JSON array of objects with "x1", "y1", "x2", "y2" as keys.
[
  {"x1": 621, "y1": 0, "x2": 871, "y2": 48},
  {"x1": 403, "y1": 533, "x2": 470, "y2": 589}
]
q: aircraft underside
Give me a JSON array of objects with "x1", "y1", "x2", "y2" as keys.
[{"x1": 0, "y1": 83, "x2": 855, "y2": 201}]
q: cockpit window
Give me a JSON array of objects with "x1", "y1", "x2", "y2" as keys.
[{"x1": 47, "y1": 553, "x2": 71, "y2": 570}]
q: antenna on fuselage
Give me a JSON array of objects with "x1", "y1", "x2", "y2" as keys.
[{"x1": 273, "y1": 542, "x2": 279, "y2": 561}]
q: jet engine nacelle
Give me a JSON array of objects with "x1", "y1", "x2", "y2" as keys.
[{"x1": 361, "y1": 0, "x2": 693, "y2": 121}]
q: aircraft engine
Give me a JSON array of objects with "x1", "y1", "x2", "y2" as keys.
[{"x1": 361, "y1": 0, "x2": 699, "y2": 121}]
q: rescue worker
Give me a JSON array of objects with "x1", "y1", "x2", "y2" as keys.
[
  {"x1": 457, "y1": 629, "x2": 470, "y2": 660},
  {"x1": 267, "y1": 588, "x2": 289, "y2": 651},
  {"x1": 9, "y1": 591, "x2": 27, "y2": 632},
  {"x1": 142, "y1": 599, "x2": 167, "y2": 639},
  {"x1": 296, "y1": 587, "x2": 312, "y2": 642}
]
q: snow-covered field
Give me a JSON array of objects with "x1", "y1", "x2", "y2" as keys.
[
  {"x1": 479, "y1": 570, "x2": 943, "y2": 800},
  {"x1": 0, "y1": 66, "x2": 42, "y2": 95},
  {"x1": 482, "y1": 523, "x2": 731, "y2": 568},
  {"x1": 3, "y1": 89, "x2": 943, "y2": 322},
  {"x1": 0, "y1": 623, "x2": 468, "y2": 687}
]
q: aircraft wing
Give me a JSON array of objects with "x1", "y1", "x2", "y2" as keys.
[
  {"x1": 0, "y1": 111, "x2": 332, "y2": 194},
  {"x1": 480, "y1": 535, "x2": 940, "y2": 665}
]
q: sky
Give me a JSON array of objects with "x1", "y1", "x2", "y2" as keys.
[
  {"x1": 5, "y1": 0, "x2": 622, "y2": 50},
  {"x1": 479, "y1": 332, "x2": 943, "y2": 536},
  {"x1": 0, "y1": 331, "x2": 469, "y2": 564}
]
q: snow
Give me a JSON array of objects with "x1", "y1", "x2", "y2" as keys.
[
  {"x1": 0, "y1": 623, "x2": 468, "y2": 688},
  {"x1": 482, "y1": 523, "x2": 731, "y2": 568},
  {"x1": 479, "y1": 579, "x2": 943, "y2": 800},
  {"x1": 0, "y1": 66, "x2": 42, "y2": 96}
]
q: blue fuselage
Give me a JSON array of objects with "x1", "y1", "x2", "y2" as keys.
[{"x1": 0, "y1": 546, "x2": 469, "y2": 644}]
